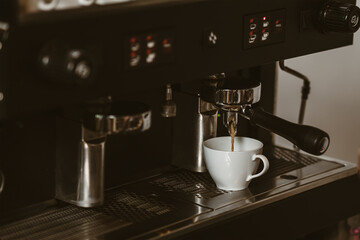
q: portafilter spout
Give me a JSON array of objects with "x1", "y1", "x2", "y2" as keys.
[
  {"x1": 215, "y1": 78, "x2": 261, "y2": 136},
  {"x1": 214, "y1": 77, "x2": 329, "y2": 156}
]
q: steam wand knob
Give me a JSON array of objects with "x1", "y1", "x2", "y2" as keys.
[{"x1": 319, "y1": 0, "x2": 360, "y2": 33}]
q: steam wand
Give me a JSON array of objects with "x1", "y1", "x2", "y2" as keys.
[
  {"x1": 278, "y1": 60, "x2": 310, "y2": 126},
  {"x1": 279, "y1": 60, "x2": 311, "y2": 151}
]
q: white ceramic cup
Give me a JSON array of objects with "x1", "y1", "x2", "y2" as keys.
[{"x1": 203, "y1": 136, "x2": 269, "y2": 191}]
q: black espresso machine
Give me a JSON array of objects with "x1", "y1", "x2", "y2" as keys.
[{"x1": 0, "y1": 0, "x2": 359, "y2": 239}]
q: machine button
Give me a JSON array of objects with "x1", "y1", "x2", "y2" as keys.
[
  {"x1": 160, "y1": 35, "x2": 175, "y2": 63},
  {"x1": 147, "y1": 41, "x2": 156, "y2": 48},
  {"x1": 146, "y1": 51, "x2": 156, "y2": 64},
  {"x1": 263, "y1": 21, "x2": 269, "y2": 28},
  {"x1": 130, "y1": 42, "x2": 140, "y2": 51},
  {"x1": 208, "y1": 31, "x2": 218, "y2": 46},
  {"x1": 249, "y1": 34, "x2": 257, "y2": 43},
  {"x1": 130, "y1": 54, "x2": 141, "y2": 67},
  {"x1": 262, "y1": 30, "x2": 269, "y2": 41},
  {"x1": 250, "y1": 23, "x2": 257, "y2": 30},
  {"x1": 275, "y1": 19, "x2": 283, "y2": 28},
  {"x1": 128, "y1": 36, "x2": 142, "y2": 68},
  {"x1": 74, "y1": 61, "x2": 91, "y2": 80},
  {"x1": 146, "y1": 34, "x2": 157, "y2": 48},
  {"x1": 162, "y1": 38, "x2": 172, "y2": 50},
  {"x1": 275, "y1": 19, "x2": 284, "y2": 32},
  {"x1": 204, "y1": 28, "x2": 219, "y2": 47}
]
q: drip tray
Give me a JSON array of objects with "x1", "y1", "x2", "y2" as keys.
[
  {"x1": 0, "y1": 146, "x2": 357, "y2": 240},
  {"x1": 0, "y1": 187, "x2": 210, "y2": 240},
  {"x1": 148, "y1": 146, "x2": 345, "y2": 210}
]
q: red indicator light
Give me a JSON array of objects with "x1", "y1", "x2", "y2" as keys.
[
  {"x1": 130, "y1": 51, "x2": 136, "y2": 58},
  {"x1": 146, "y1": 35, "x2": 152, "y2": 41},
  {"x1": 163, "y1": 39, "x2": 168, "y2": 45},
  {"x1": 130, "y1": 37, "x2": 136, "y2": 43},
  {"x1": 146, "y1": 49, "x2": 152, "y2": 55},
  {"x1": 249, "y1": 18, "x2": 254, "y2": 23},
  {"x1": 275, "y1": 20, "x2": 280, "y2": 24},
  {"x1": 263, "y1": 16, "x2": 267, "y2": 21},
  {"x1": 262, "y1": 29, "x2": 266, "y2": 33},
  {"x1": 249, "y1": 31, "x2": 254, "y2": 36}
]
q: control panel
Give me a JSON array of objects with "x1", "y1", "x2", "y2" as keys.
[
  {"x1": 244, "y1": 9, "x2": 286, "y2": 49},
  {"x1": 125, "y1": 30, "x2": 175, "y2": 69}
]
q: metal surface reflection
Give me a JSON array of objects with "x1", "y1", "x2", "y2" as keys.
[
  {"x1": 56, "y1": 101, "x2": 151, "y2": 208},
  {"x1": 0, "y1": 170, "x2": 4, "y2": 195}
]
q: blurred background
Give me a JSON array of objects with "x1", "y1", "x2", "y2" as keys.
[{"x1": 275, "y1": 3, "x2": 360, "y2": 165}]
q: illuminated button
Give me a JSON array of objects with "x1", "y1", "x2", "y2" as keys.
[
  {"x1": 250, "y1": 23, "x2": 257, "y2": 30},
  {"x1": 263, "y1": 21, "x2": 269, "y2": 28},
  {"x1": 275, "y1": 19, "x2": 283, "y2": 32},
  {"x1": 262, "y1": 31, "x2": 269, "y2": 41},
  {"x1": 147, "y1": 40, "x2": 156, "y2": 48},
  {"x1": 163, "y1": 39, "x2": 172, "y2": 48},
  {"x1": 146, "y1": 52, "x2": 156, "y2": 63},
  {"x1": 130, "y1": 51, "x2": 136, "y2": 58},
  {"x1": 275, "y1": 19, "x2": 282, "y2": 27},
  {"x1": 249, "y1": 34, "x2": 257, "y2": 43},
  {"x1": 130, "y1": 55, "x2": 141, "y2": 67},
  {"x1": 162, "y1": 37, "x2": 174, "y2": 54},
  {"x1": 130, "y1": 42, "x2": 140, "y2": 51},
  {"x1": 130, "y1": 37, "x2": 137, "y2": 43}
]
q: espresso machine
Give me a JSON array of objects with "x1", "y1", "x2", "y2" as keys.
[{"x1": 0, "y1": 0, "x2": 359, "y2": 239}]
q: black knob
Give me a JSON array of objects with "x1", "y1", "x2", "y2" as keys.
[
  {"x1": 38, "y1": 41, "x2": 97, "y2": 86},
  {"x1": 319, "y1": 0, "x2": 360, "y2": 33}
]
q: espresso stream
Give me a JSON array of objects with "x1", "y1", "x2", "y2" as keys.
[{"x1": 230, "y1": 121, "x2": 235, "y2": 152}]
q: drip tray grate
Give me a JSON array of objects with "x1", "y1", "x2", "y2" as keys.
[
  {"x1": 0, "y1": 187, "x2": 210, "y2": 240},
  {"x1": 0, "y1": 204, "x2": 130, "y2": 240},
  {"x1": 99, "y1": 190, "x2": 173, "y2": 223},
  {"x1": 150, "y1": 170, "x2": 228, "y2": 199},
  {"x1": 0, "y1": 146, "x2": 348, "y2": 240}
]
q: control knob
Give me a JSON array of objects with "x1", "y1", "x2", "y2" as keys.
[
  {"x1": 319, "y1": 0, "x2": 360, "y2": 33},
  {"x1": 39, "y1": 42, "x2": 97, "y2": 86}
]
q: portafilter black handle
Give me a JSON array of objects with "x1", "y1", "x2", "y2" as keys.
[{"x1": 248, "y1": 108, "x2": 330, "y2": 155}]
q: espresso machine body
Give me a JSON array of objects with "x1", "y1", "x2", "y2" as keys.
[{"x1": 0, "y1": 0, "x2": 359, "y2": 239}]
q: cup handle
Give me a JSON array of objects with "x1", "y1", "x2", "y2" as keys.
[{"x1": 246, "y1": 154, "x2": 269, "y2": 181}]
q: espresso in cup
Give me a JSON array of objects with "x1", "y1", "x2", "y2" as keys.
[{"x1": 203, "y1": 136, "x2": 269, "y2": 191}]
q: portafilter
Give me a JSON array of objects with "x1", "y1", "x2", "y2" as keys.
[{"x1": 214, "y1": 77, "x2": 329, "y2": 156}]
